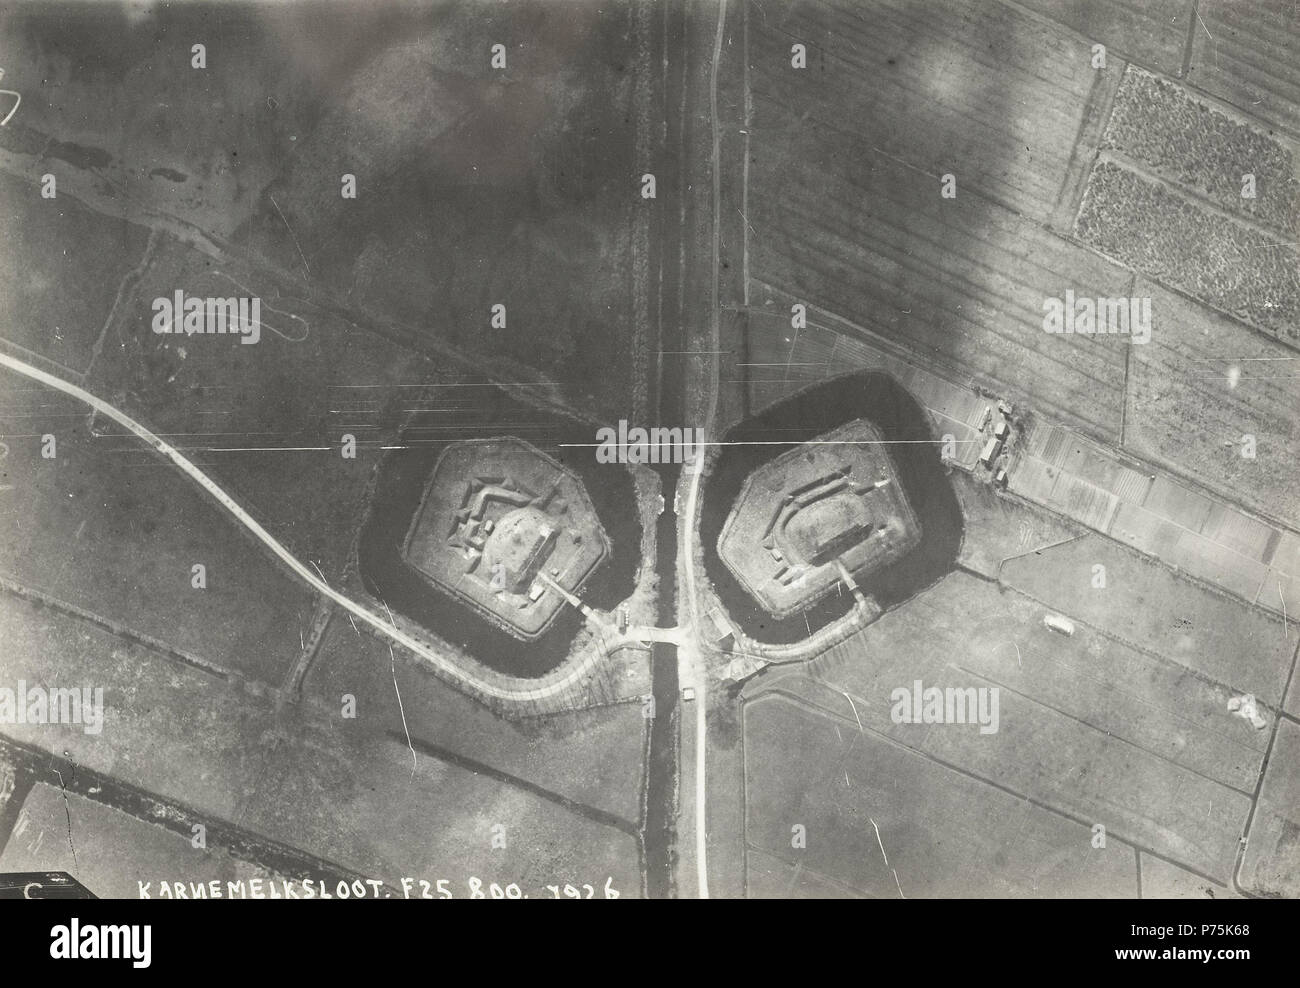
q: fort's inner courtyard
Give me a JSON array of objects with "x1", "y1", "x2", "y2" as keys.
[
  {"x1": 402, "y1": 437, "x2": 610, "y2": 641},
  {"x1": 718, "y1": 419, "x2": 922, "y2": 619}
]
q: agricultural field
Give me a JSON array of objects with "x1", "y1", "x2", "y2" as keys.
[
  {"x1": 0, "y1": 0, "x2": 364, "y2": 239},
  {"x1": 303, "y1": 616, "x2": 650, "y2": 824},
  {"x1": 5, "y1": 0, "x2": 1300, "y2": 911},
  {"x1": 724, "y1": 0, "x2": 1300, "y2": 900},
  {"x1": 86, "y1": 232, "x2": 446, "y2": 583},
  {"x1": 1015, "y1": 0, "x2": 1194, "y2": 77},
  {"x1": 1240, "y1": 718, "x2": 1300, "y2": 897},
  {"x1": 1189, "y1": 1, "x2": 1300, "y2": 139},
  {"x1": 744, "y1": 0, "x2": 1134, "y2": 441},
  {"x1": 1124, "y1": 281, "x2": 1300, "y2": 531},
  {"x1": 0, "y1": 171, "x2": 151, "y2": 375},
  {"x1": 0, "y1": 588, "x2": 283, "y2": 817},
  {"x1": 0, "y1": 384, "x2": 313, "y2": 686},
  {"x1": 1000, "y1": 533, "x2": 1294, "y2": 705},
  {"x1": 0, "y1": 784, "x2": 284, "y2": 900},
  {"x1": 950, "y1": 470, "x2": 1086, "y2": 580},
  {"x1": 743, "y1": 692, "x2": 1140, "y2": 897},
  {"x1": 237, "y1": 707, "x2": 643, "y2": 896},
  {"x1": 239, "y1": 0, "x2": 659, "y2": 417},
  {"x1": 740, "y1": 568, "x2": 1268, "y2": 891}
]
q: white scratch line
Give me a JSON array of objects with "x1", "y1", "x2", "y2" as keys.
[
  {"x1": 737, "y1": 207, "x2": 756, "y2": 236},
  {"x1": 390, "y1": 640, "x2": 417, "y2": 780},
  {"x1": 892, "y1": 868, "x2": 906, "y2": 899},
  {"x1": 840, "y1": 690, "x2": 864, "y2": 732},
  {"x1": 52, "y1": 768, "x2": 79, "y2": 876},
  {"x1": 1280, "y1": 582, "x2": 1288, "y2": 639},
  {"x1": 270, "y1": 195, "x2": 310, "y2": 278},
  {"x1": 1197, "y1": 9, "x2": 1213, "y2": 40},
  {"x1": 558, "y1": 439, "x2": 972, "y2": 448},
  {"x1": 0, "y1": 68, "x2": 20, "y2": 127},
  {"x1": 188, "y1": 446, "x2": 331, "y2": 452},
  {"x1": 870, "y1": 817, "x2": 889, "y2": 868},
  {"x1": 0, "y1": 91, "x2": 19, "y2": 127},
  {"x1": 381, "y1": 600, "x2": 418, "y2": 779}
]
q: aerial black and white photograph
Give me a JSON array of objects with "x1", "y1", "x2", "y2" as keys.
[{"x1": 0, "y1": 0, "x2": 1296, "y2": 936}]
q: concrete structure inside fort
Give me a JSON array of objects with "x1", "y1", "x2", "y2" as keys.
[
  {"x1": 402, "y1": 437, "x2": 610, "y2": 640},
  {"x1": 718, "y1": 420, "x2": 921, "y2": 619}
]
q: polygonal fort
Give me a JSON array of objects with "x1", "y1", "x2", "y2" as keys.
[
  {"x1": 718, "y1": 419, "x2": 921, "y2": 619},
  {"x1": 402, "y1": 437, "x2": 610, "y2": 640}
]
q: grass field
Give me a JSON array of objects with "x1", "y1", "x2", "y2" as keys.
[
  {"x1": 0, "y1": 1, "x2": 661, "y2": 417},
  {"x1": 1124, "y1": 282, "x2": 1300, "y2": 531},
  {"x1": 0, "y1": 0, "x2": 399, "y2": 240},
  {"x1": 305, "y1": 617, "x2": 649, "y2": 823},
  {"x1": 0, "y1": 579, "x2": 647, "y2": 895},
  {"x1": 743, "y1": 691, "x2": 1139, "y2": 897},
  {"x1": 0, "y1": 784, "x2": 283, "y2": 899},
  {"x1": 748, "y1": 0, "x2": 1116, "y2": 224},
  {"x1": 1139, "y1": 853, "x2": 1240, "y2": 899},
  {"x1": 743, "y1": 0, "x2": 1134, "y2": 441},
  {"x1": 238, "y1": 708, "x2": 643, "y2": 896},
  {"x1": 0, "y1": 590, "x2": 280, "y2": 819},
  {"x1": 1000, "y1": 532, "x2": 1294, "y2": 705},
  {"x1": 743, "y1": 570, "x2": 1261, "y2": 885},
  {"x1": 952, "y1": 471, "x2": 1085, "y2": 580},
  {"x1": 1190, "y1": 1, "x2": 1300, "y2": 139},
  {"x1": 1014, "y1": 0, "x2": 1194, "y2": 77},
  {"x1": 239, "y1": 0, "x2": 653, "y2": 417},
  {"x1": 727, "y1": 0, "x2": 1300, "y2": 900},
  {"x1": 86, "y1": 233, "x2": 448, "y2": 583},
  {"x1": 0, "y1": 384, "x2": 314, "y2": 686},
  {"x1": 0, "y1": 171, "x2": 150, "y2": 375},
  {"x1": 1240, "y1": 718, "x2": 1300, "y2": 897}
]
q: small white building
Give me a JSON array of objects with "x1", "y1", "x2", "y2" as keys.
[{"x1": 1043, "y1": 613, "x2": 1075, "y2": 636}]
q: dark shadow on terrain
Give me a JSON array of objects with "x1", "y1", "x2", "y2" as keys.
[
  {"x1": 357, "y1": 384, "x2": 642, "y2": 678},
  {"x1": 700, "y1": 371, "x2": 963, "y2": 645},
  {"x1": 390, "y1": 730, "x2": 639, "y2": 836},
  {"x1": 735, "y1": 0, "x2": 1029, "y2": 421}
]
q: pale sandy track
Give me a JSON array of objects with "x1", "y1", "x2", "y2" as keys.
[{"x1": 0, "y1": 348, "x2": 607, "y2": 705}]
